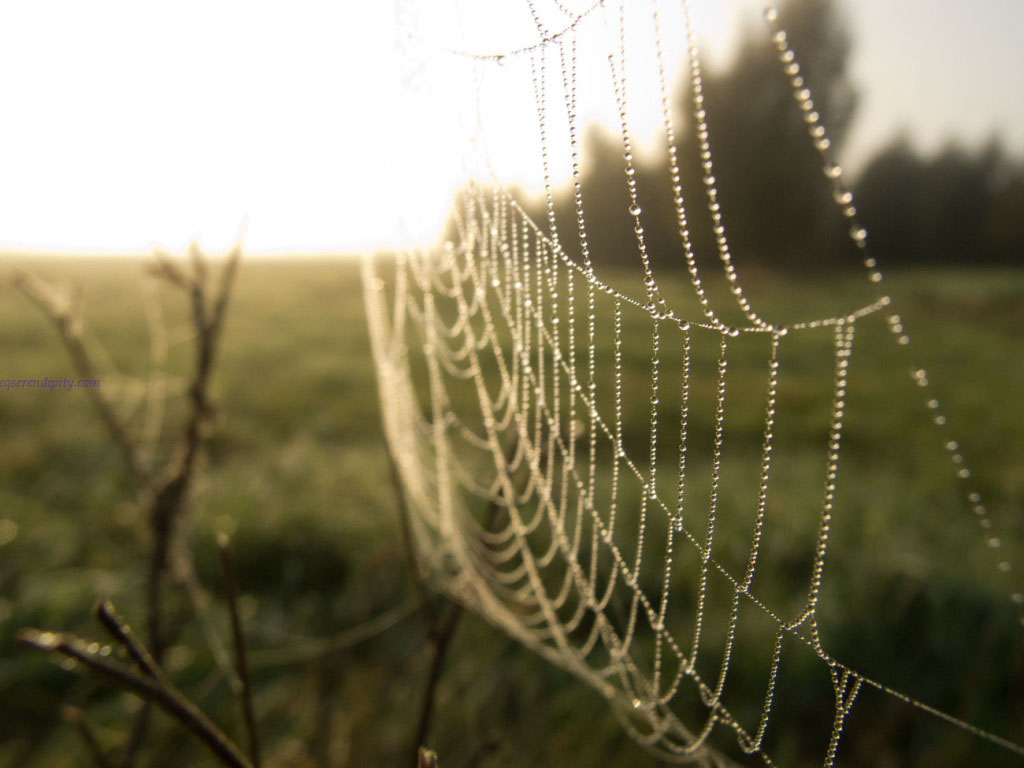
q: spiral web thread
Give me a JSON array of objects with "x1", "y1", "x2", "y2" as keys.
[{"x1": 364, "y1": 1, "x2": 1023, "y2": 764}]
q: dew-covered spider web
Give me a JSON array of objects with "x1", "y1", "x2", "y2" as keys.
[{"x1": 363, "y1": 0, "x2": 1024, "y2": 764}]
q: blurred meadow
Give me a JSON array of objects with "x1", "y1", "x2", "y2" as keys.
[
  {"x1": 0, "y1": 257, "x2": 1021, "y2": 767},
  {"x1": 1, "y1": 0, "x2": 1023, "y2": 765}
]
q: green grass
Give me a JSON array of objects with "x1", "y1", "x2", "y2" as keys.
[{"x1": 0, "y1": 258, "x2": 1021, "y2": 767}]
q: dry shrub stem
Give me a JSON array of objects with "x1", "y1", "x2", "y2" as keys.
[
  {"x1": 61, "y1": 706, "x2": 116, "y2": 768},
  {"x1": 17, "y1": 602, "x2": 252, "y2": 768},
  {"x1": 217, "y1": 534, "x2": 262, "y2": 768},
  {"x1": 14, "y1": 248, "x2": 455, "y2": 767},
  {"x1": 387, "y1": 433, "x2": 519, "y2": 766},
  {"x1": 9, "y1": 245, "x2": 245, "y2": 766}
]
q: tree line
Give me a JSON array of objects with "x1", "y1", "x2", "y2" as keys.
[{"x1": 517, "y1": 0, "x2": 1023, "y2": 270}]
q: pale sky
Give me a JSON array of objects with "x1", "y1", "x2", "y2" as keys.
[{"x1": 0, "y1": 0, "x2": 1020, "y2": 256}]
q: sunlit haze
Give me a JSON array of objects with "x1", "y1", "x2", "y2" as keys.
[{"x1": 0, "y1": 0, "x2": 1020, "y2": 256}]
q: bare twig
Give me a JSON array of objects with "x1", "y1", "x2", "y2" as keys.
[
  {"x1": 210, "y1": 244, "x2": 242, "y2": 340},
  {"x1": 121, "y1": 246, "x2": 241, "y2": 767},
  {"x1": 412, "y1": 601, "x2": 463, "y2": 760},
  {"x1": 384, "y1": 437, "x2": 458, "y2": 763},
  {"x1": 387, "y1": 430, "x2": 520, "y2": 765},
  {"x1": 148, "y1": 250, "x2": 193, "y2": 292},
  {"x1": 385, "y1": 446, "x2": 439, "y2": 629},
  {"x1": 403, "y1": 460, "x2": 512, "y2": 765},
  {"x1": 62, "y1": 706, "x2": 116, "y2": 768},
  {"x1": 217, "y1": 533, "x2": 261, "y2": 768},
  {"x1": 11, "y1": 247, "x2": 244, "y2": 767},
  {"x1": 17, "y1": 626, "x2": 252, "y2": 768},
  {"x1": 141, "y1": 242, "x2": 241, "y2": 677},
  {"x1": 96, "y1": 601, "x2": 166, "y2": 683},
  {"x1": 172, "y1": 547, "x2": 238, "y2": 685},
  {"x1": 8, "y1": 268, "x2": 148, "y2": 486}
]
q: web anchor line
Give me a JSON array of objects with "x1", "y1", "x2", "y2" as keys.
[{"x1": 762, "y1": 1, "x2": 1023, "y2": 622}]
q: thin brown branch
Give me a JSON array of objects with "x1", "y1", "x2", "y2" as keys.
[
  {"x1": 11, "y1": 247, "x2": 243, "y2": 768},
  {"x1": 144, "y1": 244, "x2": 242, "y2": 665},
  {"x1": 217, "y1": 534, "x2": 261, "y2": 768},
  {"x1": 118, "y1": 707, "x2": 151, "y2": 768},
  {"x1": 131, "y1": 244, "x2": 242, "y2": 765},
  {"x1": 17, "y1": 628, "x2": 252, "y2": 768},
  {"x1": 96, "y1": 601, "x2": 166, "y2": 682},
  {"x1": 188, "y1": 241, "x2": 209, "y2": 291},
  {"x1": 8, "y1": 268, "x2": 147, "y2": 487},
  {"x1": 62, "y1": 705, "x2": 116, "y2": 768},
  {"x1": 385, "y1": 445, "x2": 439, "y2": 629},
  {"x1": 148, "y1": 251, "x2": 194, "y2": 292},
  {"x1": 412, "y1": 601, "x2": 463, "y2": 761},
  {"x1": 399, "y1": 436, "x2": 519, "y2": 767},
  {"x1": 172, "y1": 547, "x2": 238, "y2": 684},
  {"x1": 210, "y1": 244, "x2": 242, "y2": 339}
]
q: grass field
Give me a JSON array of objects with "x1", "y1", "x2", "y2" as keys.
[{"x1": 1, "y1": 257, "x2": 1022, "y2": 767}]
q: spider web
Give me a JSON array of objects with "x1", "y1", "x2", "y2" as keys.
[{"x1": 364, "y1": 0, "x2": 1023, "y2": 764}]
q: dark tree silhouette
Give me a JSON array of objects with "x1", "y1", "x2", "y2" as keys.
[
  {"x1": 856, "y1": 136, "x2": 1024, "y2": 265},
  {"x1": 521, "y1": 0, "x2": 859, "y2": 272},
  {"x1": 502, "y1": 0, "x2": 1024, "y2": 271}
]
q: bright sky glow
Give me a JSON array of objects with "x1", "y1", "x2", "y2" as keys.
[{"x1": 0, "y1": 0, "x2": 1020, "y2": 256}]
